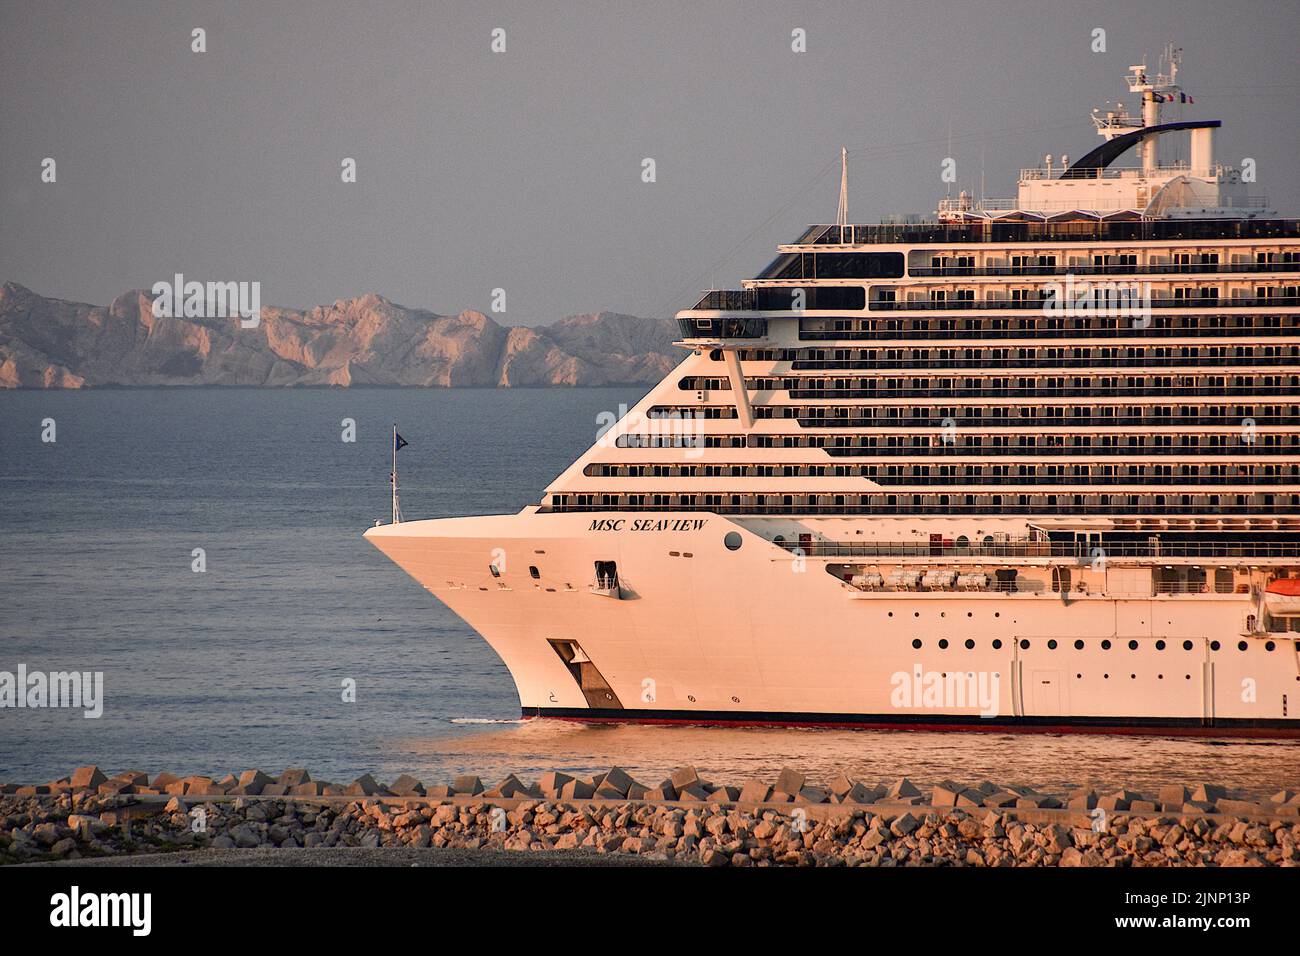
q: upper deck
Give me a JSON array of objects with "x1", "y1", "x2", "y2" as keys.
[{"x1": 772, "y1": 218, "x2": 1300, "y2": 250}]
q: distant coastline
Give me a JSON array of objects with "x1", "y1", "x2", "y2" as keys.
[{"x1": 0, "y1": 281, "x2": 680, "y2": 389}]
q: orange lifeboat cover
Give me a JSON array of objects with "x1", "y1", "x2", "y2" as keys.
[{"x1": 1266, "y1": 578, "x2": 1300, "y2": 596}]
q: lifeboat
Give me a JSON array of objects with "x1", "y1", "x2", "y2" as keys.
[{"x1": 1264, "y1": 579, "x2": 1300, "y2": 615}]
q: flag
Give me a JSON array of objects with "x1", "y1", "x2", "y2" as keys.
[{"x1": 394, "y1": 432, "x2": 408, "y2": 452}]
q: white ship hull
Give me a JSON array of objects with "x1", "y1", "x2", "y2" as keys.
[{"x1": 365, "y1": 511, "x2": 1300, "y2": 736}]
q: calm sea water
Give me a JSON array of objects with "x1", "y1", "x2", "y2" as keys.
[{"x1": 1, "y1": 388, "x2": 1297, "y2": 797}]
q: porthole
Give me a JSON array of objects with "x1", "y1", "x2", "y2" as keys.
[
  {"x1": 887, "y1": 611, "x2": 894, "y2": 618},
  {"x1": 1210, "y1": 640, "x2": 1221, "y2": 651},
  {"x1": 1185, "y1": 675, "x2": 1192, "y2": 680},
  {"x1": 912, "y1": 639, "x2": 922, "y2": 649},
  {"x1": 1155, "y1": 640, "x2": 1165, "y2": 651},
  {"x1": 723, "y1": 531, "x2": 743, "y2": 551},
  {"x1": 1182, "y1": 640, "x2": 1194, "y2": 651},
  {"x1": 1128, "y1": 640, "x2": 1138, "y2": 650},
  {"x1": 938, "y1": 639, "x2": 949, "y2": 649},
  {"x1": 914, "y1": 611, "x2": 920, "y2": 618},
  {"x1": 1103, "y1": 673, "x2": 1110, "y2": 679},
  {"x1": 994, "y1": 612, "x2": 1000, "y2": 618},
  {"x1": 1020, "y1": 639, "x2": 1031, "y2": 649},
  {"x1": 1047, "y1": 639, "x2": 1057, "y2": 650},
  {"x1": 1158, "y1": 674, "x2": 1164, "y2": 680},
  {"x1": 964, "y1": 639, "x2": 974, "y2": 649},
  {"x1": 940, "y1": 612, "x2": 946, "y2": 618},
  {"x1": 1266, "y1": 641, "x2": 1276, "y2": 652},
  {"x1": 529, "y1": 566, "x2": 540, "y2": 579},
  {"x1": 966, "y1": 612, "x2": 973, "y2": 618},
  {"x1": 1101, "y1": 640, "x2": 1111, "y2": 650},
  {"x1": 1130, "y1": 674, "x2": 1136, "y2": 679},
  {"x1": 1074, "y1": 640, "x2": 1084, "y2": 650},
  {"x1": 488, "y1": 565, "x2": 500, "y2": 578},
  {"x1": 992, "y1": 639, "x2": 1002, "y2": 649},
  {"x1": 1076, "y1": 673, "x2": 1082, "y2": 679},
  {"x1": 1237, "y1": 640, "x2": 1248, "y2": 651}
]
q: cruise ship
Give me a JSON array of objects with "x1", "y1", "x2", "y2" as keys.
[{"x1": 367, "y1": 51, "x2": 1300, "y2": 735}]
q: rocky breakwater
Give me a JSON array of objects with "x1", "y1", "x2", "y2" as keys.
[{"x1": 3, "y1": 765, "x2": 1298, "y2": 866}]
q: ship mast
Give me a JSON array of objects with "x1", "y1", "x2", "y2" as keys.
[{"x1": 835, "y1": 147, "x2": 849, "y2": 227}]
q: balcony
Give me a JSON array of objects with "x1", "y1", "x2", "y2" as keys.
[
  {"x1": 792, "y1": 219, "x2": 1300, "y2": 246},
  {"x1": 868, "y1": 296, "x2": 1300, "y2": 312}
]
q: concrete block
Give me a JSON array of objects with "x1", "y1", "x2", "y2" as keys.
[
  {"x1": 653, "y1": 780, "x2": 679, "y2": 800},
  {"x1": 601, "y1": 767, "x2": 635, "y2": 796},
  {"x1": 1067, "y1": 790, "x2": 1097, "y2": 810},
  {"x1": 739, "y1": 780, "x2": 772, "y2": 803},
  {"x1": 151, "y1": 772, "x2": 180, "y2": 789},
  {"x1": 931, "y1": 782, "x2": 961, "y2": 807},
  {"x1": 452, "y1": 775, "x2": 485, "y2": 796},
  {"x1": 98, "y1": 779, "x2": 135, "y2": 795},
  {"x1": 183, "y1": 776, "x2": 219, "y2": 796},
  {"x1": 1158, "y1": 785, "x2": 1189, "y2": 807},
  {"x1": 260, "y1": 783, "x2": 290, "y2": 796},
  {"x1": 888, "y1": 777, "x2": 922, "y2": 799},
  {"x1": 70, "y1": 766, "x2": 106, "y2": 790},
  {"x1": 1181, "y1": 800, "x2": 1216, "y2": 813},
  {"x1": 278, "y1": 768, "x2": 312, "y2": 787},
  {"x1": 559, "y1": 779, "x2": 595, "y2": 800},
  {"x1": 238, "y1": 770, "x2": 274, "y2": 794},
  {"x1": 707, "y1": 786, "x2": 739, "y2": 803},
  {"x1": 1191, "y1": 783, "x2": 1227, "y2": 803},
  {"x1": 844, "y1": 783, "x2": 879, "y2": 805},
  {"x1": 1129, "y1": 800, "x2": 1159, "y2": 814},
  {"x1": 113, "y1": 771, "x2": 150, "y2": 786},
  {"x1": 291, "y1": 781, "x2": 325, "y2": 796},
  {"x1": 677, "y1": 784, "x2": 711, "y2": 801},
  {"x1": 425, "y1": 785, "x2": 454, "y2": 799},
  {"x1": 538, "y1": 772, "x2": 574, "y2": 796},
  {"x1": 669, "y1": 766, "x2": 701, "y2": 790},
  {"x1": 981, "y1": 790, "x2": 1018, "y2": 808},
  {"x1": 627, "y1": 783, "x2": 650, "y2": 801},
  {"x1": 346, "y1": 774, "x2": 383, "y2": 796},
  {"x1": 796, "y1": 787, "x2": 829, "y2": 804},
  {"x1": 774, "y1": 768, "x2": 806, "y2": 796},
  {"x1": 1269, "y1": 789, "x2": 1297, "y2": 805},
  {"x1": 389, "y1": 774, "x2": 426, "y2": 796},
  {"x1": 1216, "y1": 799, "x2": 1262, "y2": 817}
]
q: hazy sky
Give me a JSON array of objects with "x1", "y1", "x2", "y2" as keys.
[{"x1": 2, "y1": 0, "x2": 1297, "y2": 324}]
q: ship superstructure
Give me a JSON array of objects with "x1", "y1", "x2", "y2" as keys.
[{"x1": 367, "y1": 52, "x2": 1300, "y2": 734}]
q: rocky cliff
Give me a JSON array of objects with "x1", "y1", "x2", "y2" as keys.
[{"x1": 0, "y1": 282, "x2": 682, "y2": 387}]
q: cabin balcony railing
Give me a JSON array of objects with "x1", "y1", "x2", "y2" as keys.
[
  {"x1": 909, "y1": 263, "x2": 1300, "y2": 278},
  {"x1": 819, "y1": 444, "x2": 1298, "y2": 457},
  {"x1": 868, "y1": 296, "x2": 1300, "y2": 312},
  {"x1": 798, "y1": 325, "x2": 1297, "y2": 341},
  {"x1": 773, "y1": 539, "x2": 1300, "y2": 559},
  {"x1": 790, "y1": 356, "x2": 1300, "y2": 371},
  {"x1": 785, "y1": 386, "x2": 1300, "y2": 400},
  {"x1": 796, "y1": 219, "x2": 1300, "y2": 246}
]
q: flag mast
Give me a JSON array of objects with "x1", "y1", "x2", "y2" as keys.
[{"x1": 391, "y1": 423, "x2": 402, "y2": 524}]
